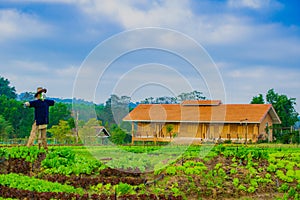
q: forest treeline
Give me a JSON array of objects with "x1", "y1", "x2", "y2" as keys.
[
  {"x1": 0, "y1": 76, "x2": 299, "y2": 144},
  {"x1": 0, "y1": 76, "x2": 206, "y2": 144}
]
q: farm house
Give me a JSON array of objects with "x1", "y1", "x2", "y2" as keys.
[{"x1": 123, "y1": 100, "x2": 281, "y2": 144}]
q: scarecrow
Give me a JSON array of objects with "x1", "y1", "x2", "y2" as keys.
[{"x1": 24, "y1": 87, "x2": 55, "y2": 149}]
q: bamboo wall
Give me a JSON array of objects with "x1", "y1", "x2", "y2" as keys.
[{"x1": 134, "y1": 113, "x2": 274, "y2": 142}]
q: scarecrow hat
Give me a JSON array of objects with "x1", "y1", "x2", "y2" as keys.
[{"x1": 34, "y1": 87, "x2": 47, "y2": 98}]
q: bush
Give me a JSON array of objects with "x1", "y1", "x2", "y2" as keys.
[
  {"x1": 291, "y1": 131, "x2": 300, "y2": 144},
  {"x1": 257, "y1": 139, "x2": 268, "y2": 144},
  {"x1": 109, "y1": 124, "x2": 131, "y2": 144},
  {"x1": 223, "y1": 140, "x2": 232, "y2": 144}
]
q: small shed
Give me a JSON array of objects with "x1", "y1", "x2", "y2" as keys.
[
  {"x1": 92, "y1": 126, "x2": 111, "y2": 144},
  {"x1": 93, "y1": 126, "x2": 111, "y2": 137}
]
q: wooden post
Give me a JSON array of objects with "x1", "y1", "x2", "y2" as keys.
[
  {"x1": 239, "y1": 118, "x2": 248, "y2": 145},
  {"x1": 202, "y1": 124, "x2": 206, "y2": 139},
  {"x1": 254, "y1": 124, "x2": 258, "y2": 142},
  {"x1": 245, "y1": 121, "x2": 248, "y2": 145},
  {"x1": 75, "y1": 111, "x2": 79, "y2": 143},
  {"x1": 131, "y1": 122, "x2": 134, "y2": 145}
]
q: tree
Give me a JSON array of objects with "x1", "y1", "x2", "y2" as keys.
[
  {"x1": 49, "y1": 102, "x2": 72, "y2": 128},
  {"x1": 177, "y1": 90, "x2": 206, "y2": 102},
  {"x1": 0, "y1": 115, "x2": 13, "y2": 140},
  {"x1": 78, "y1": 118, "x2": 101, "y2": 144},
  {"x1": 97, "y1": 94, "x2": 131, "y2": 126},
  {"x1": 109, "y1": 124, "x2": 131, "y2": 144},
  {"x1": 141, "y1": 96, "x2": 177, "y2": 104},
  {"x1": 0, "y1": 95, "x2": 33, "y2": 138},
  {"x1": 252, "y1": 89, "x2": 299, "y2": 143},
  {"x1": 0, "y1": 76, "x2": 17, "y2": 99},
  {"x1": 266, "y1": 89, "x2": 298, "y2": 128},
  {"x1": 266, "y1": 89, "x2": 278, "y2": 105},
  {"x1": 140, "y1": 90, "x2": 206, "y2": 104},
  {"x1": 72, "y1": 103, "x2": 97, "y2": 122},
  {"x1": 250, "y1": 94, "x2": 265, "y2": 104},
  {"x1": 48, "y1": 120, "x2": 72, "y2": 144},
  {"x1": 141, "y1": 97, "x2": 155, "y2": 104}
]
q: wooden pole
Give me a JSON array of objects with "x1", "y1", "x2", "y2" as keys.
[
  {"x1": 75, "y1": 111, "x2": 79, "y2": 143},
  {"x1": 240, "y1": 118, "x2": 248, "y2": 145},
  {"x1": 245, "y1": 121, "x2": 248, "y2": 145},
  {"x1": 131, "y1": 122, "x2": 134, "y2": 145}
]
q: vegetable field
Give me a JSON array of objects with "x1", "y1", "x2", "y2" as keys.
[{"x1": 0, "y1": 144, "x2": 300, "y2": 200}]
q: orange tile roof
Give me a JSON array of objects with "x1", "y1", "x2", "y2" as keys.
[
  {"x1": 123, "y1": 103, "x2": 281, "y2": 124},
  {"x1": 181, "y1": 100, "x2": 221, "y2": 106}
]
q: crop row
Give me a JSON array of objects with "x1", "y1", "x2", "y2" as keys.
[
  {"x1": 0, "y1": 185, "x2": 183, "y2": 200},
  {"x1": 43, "y1": 173, "x2": 146, "y2": 189},
  {"x1": 0, "y1": 146, "x2": 46, "y2": 163},
  {"x1": 1, "y1": 145, "x2": 300, "y2": 199}
]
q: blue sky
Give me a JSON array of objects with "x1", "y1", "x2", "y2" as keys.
[{"x1": 0, "y1": 0, "x2": 300, "y2": 110}]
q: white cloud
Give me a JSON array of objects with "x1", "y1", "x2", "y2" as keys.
[
  {"x1": 227, "y1": 0, "x2": 277, "y2": 9},
  {"x1": 73, "y1": 0, "x2": 294, "y2": 48},
  {"x1": 9, "y1": 60, "x2": 50, "y2": 73},
  {"x1": 5, "y1": 0, "x2": 74, "y2": 3},
  {"x1": 66, "y1": 0, "x2": 300, "y2": 108},
  {"x1": 1, "y1": 60, "x2": 78, "y2": 98},
  {"x1": 54, "y1": 65, "x2": 78, "y2": 78},
  {"x1": 0, "y1": 9, "x2": 52, "y2": 43},
  {"x1": 229, "y1": 67, "x2": 265, "y2": 79},
  {"x1": 222, "y1": 65, "x2": 300, "y2": 109},
  {"x1": 77, "y1": 0, "x2": 192, "y2": 29},
  {"x1": 1, "y1": 0, "x2": 299, "y2": 111}
]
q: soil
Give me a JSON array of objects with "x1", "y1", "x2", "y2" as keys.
[{"x1": 1, "y1": 150, "x2": 299, "y2": 200}]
